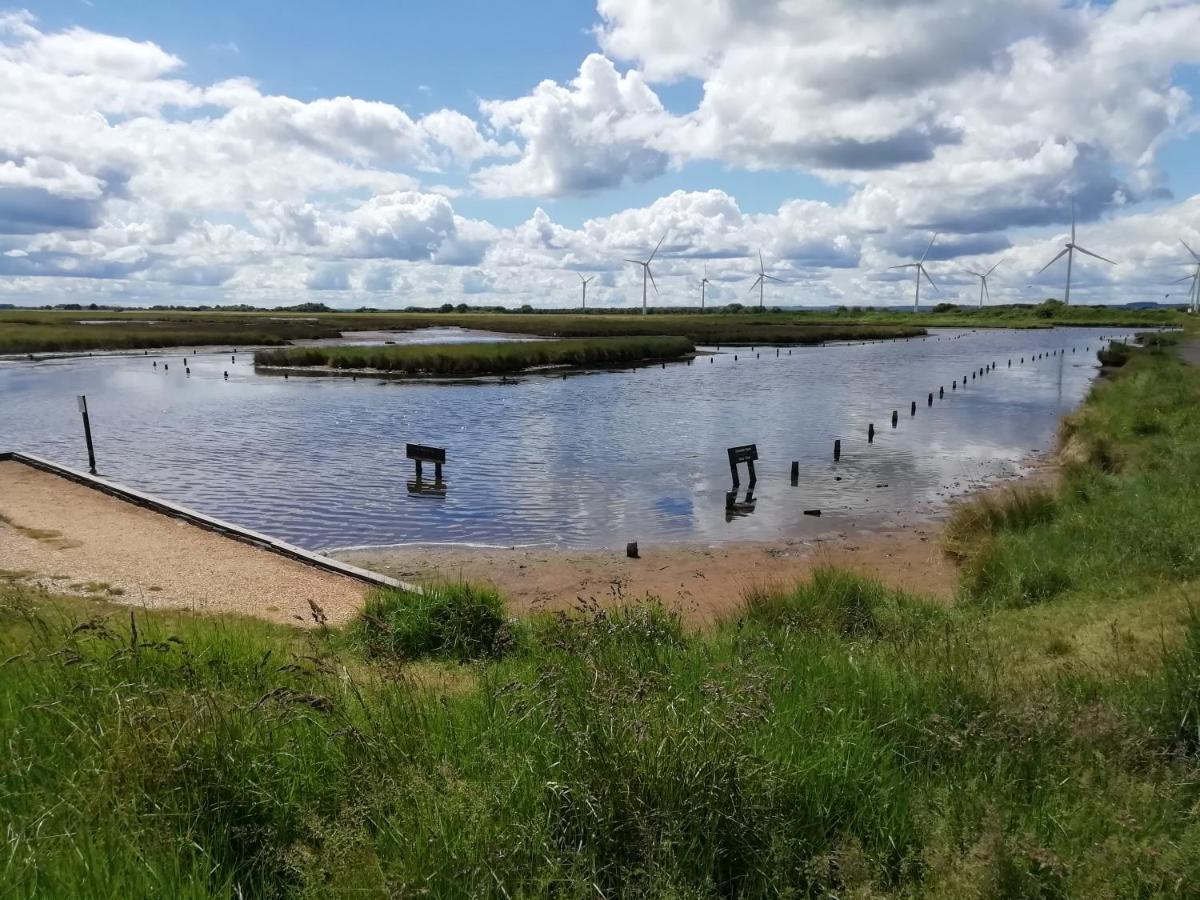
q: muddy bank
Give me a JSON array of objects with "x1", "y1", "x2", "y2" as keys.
[{"x1": 336, "y1": 523, "x2": 956, "y2": 625}]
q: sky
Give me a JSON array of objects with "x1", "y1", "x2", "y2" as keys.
[{"x1": 2, "y1": 1, "x2": 1200, "y2": 310}]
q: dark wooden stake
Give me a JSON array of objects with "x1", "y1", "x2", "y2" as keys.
[
  {"x1": 868, "y1": 423, "x2": 875, "y2": 443},
  {"x1": 928, "y1": 392, "x2": 933, "y2": 406},
  {"x1": 911, "y1": 401, "x2": 916, "y2": 416},
  {"x1": 892, "y1": 410, "x2": 898, "y2": 427},
  {"x1": 790, "y1": 461, "x2": 799, "y2": 483},
  {"x1": 626, "y1": 541, "x2": 639, "y2": 559},
  {"x1": 77, "y1": 395, "x2": 96, "y2": 475},
  {"x1": 834, "y1": 439, "x2": 841, "y2": 461}
]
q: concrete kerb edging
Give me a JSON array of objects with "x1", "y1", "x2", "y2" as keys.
[{"x1": 0, "y1": 450, "x2": 419, "y2": 594}]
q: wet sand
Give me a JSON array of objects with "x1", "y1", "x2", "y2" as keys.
[
  {"x1": 0, "y1": 460, "x2": 367, "y2": 626},
  {"x1": 336, "y1": 521, "x2": 957, "y2": 625}
]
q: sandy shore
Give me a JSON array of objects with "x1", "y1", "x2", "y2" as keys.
[
  {"x1": 336, "y1": 520, "x2": 957, "y2": 625},
  {"x1": 0, "y1": 460, "x2": 367, "y2": 626}
]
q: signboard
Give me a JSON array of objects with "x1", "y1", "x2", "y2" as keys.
[
  {"x1": 406, "y1": 443, "x2": 446, "y2": 464},
  {"x1": 727, "y1": 444, "x2": 758, "y2": 465}
]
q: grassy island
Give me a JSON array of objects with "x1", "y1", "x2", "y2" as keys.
[{"x1": 253, "y1": 335, "x2": 696, "y2": 375}]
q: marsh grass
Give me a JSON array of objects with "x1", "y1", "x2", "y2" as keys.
[
  {"x1": 4, "y1": 557, "x2": 1200, "y2": 897},
  {"x1": 353, "y1": 582, "x2": 518, "y2": 662},
  {"x1": 254, "y1": 335, "x2": 696, "y2": 375}
]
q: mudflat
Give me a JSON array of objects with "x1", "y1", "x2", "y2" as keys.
[
  {"x1": 337, "y1": 524, "x2": 956, "y2": 625},
  {"x1": 0, "y1": 460, "x2": 366, "y2": 626}
]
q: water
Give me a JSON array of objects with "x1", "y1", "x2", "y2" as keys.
[{"x1": 0, "y1": 327, "x2": 1131, "y2": 552}]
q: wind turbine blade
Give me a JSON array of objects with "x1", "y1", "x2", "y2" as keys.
[
  {"x1": 758, "y1": 250, "x2": 765, "y2": 275},
  {"x1": 747, "y1": 277, "x2": 762, "y2": 296},
  {"x1": 965, "y1": 270, "x2": 984, "y2": 278},
  {"x1": 647, "y1": 231, "x2": 667, "y2": 264},
  {"x1": 764, "y1": 275, "x2": 784, "y2": 283},
  {"x1": 1181, "y1": 239, "x2": 1200, "y2": 262},
  {"x1": 1171, "y1": 274, "x2": 1196, "y2": 284},
  {"x1": 1073, "y1": 245, "x2": 1116, "y2": 265},
  {"x1": 624, "y1": 259, "x2": 642, "y2": 266},
  {"x1": 1070, "y1": 199, "x2": 1076, "y2": 243},
  {"x1": 919, "y1": 232, "x2": 938, "y2": 264},
  {"x1": 888, "y1": 264, "x2": 917, "y2": 270},
  {"x1": 1037, "y1": 247, "x2": 1070, "y2": 274},
  {"x1": 983, "y1": 279, "x2": 991, "y2": 302},
  {"x1": 921, "y1": 266, "x2": 938, "y2": 291},
  {"x1": 647, "y1": 266, "x2": 659, "y2": 294},
  {"x1": 985, "y1": 257, "x2": 1006, "y2": 277}
]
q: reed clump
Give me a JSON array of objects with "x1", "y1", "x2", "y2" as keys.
[{"x1": 253, "y1": 336, "x2": 695, "y2": 375}]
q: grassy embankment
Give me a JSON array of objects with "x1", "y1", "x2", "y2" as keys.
[
  {"x1": 3, "y1": 334, "x2": 1200, "y2": 896},
  {"x1": 253, "y1": 336, "x2": 696, "y2": 376},
  {"x1": 4, "y1": 300, "x2": 1180, "y2": 354}
]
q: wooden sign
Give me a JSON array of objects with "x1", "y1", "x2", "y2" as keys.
[
  {"x1": 727, "y1": 443, "x2": 758, "y2": 487},
  {"x1": 406, "y1": 443, "x2": 445, "y2": 485},
  {"x1": 406, "y1": 443, "x2": 446, "y2": 463}
]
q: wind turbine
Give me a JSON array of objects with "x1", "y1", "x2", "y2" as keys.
[
  {"x1": 625, "y1": 232, "x2": 667, "y2": 315},
  {"x1": 889, "y1": 232, "x2": 938, "y2": 312},
  {"x1": 700, "y1": 263, "x2": 712, "y2": 310},
  {"x1": 965, "y1": 258, "x2": 1005, "y2": 308},
  {"x1": 1180, "y1": 239, "x2": 1200, "y2": 313},
  {"x1": 1037, "y1": 204, "x2": 1115, "y2": 305},
  {"x1": 1170, "y1": 270, "x2": 1198, "y2": 312},
  {"x1": 577, "y1": 273, "x2": 594, "y2": 310},
  {"x1": 748, "y1": 251, "x2": 783, "y2": 309}
]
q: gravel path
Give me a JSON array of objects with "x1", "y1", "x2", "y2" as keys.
[
  {"x1": 0, "y1": 460, "x2": 368, "y2": 626},
  {"x1": 1177, "y1": 338, "x2": 1200, "y2": 367}
]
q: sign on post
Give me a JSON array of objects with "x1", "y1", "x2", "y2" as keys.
[
  {"x1": 726, "y1": 443, "x2": 758, "y2": 487},
  {"x1": 406, "y1": 443, "x2": 446, "y2": 484}
]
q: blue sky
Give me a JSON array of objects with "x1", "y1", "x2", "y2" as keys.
[{"x1": 3, "y1": 1, "x2": 1200, "y2": 308}]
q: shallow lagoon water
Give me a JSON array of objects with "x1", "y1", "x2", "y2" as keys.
[{"x1": 0, "y1": 326, "x2": 1132, "y2": 551}]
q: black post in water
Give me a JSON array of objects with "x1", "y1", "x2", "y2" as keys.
[
  {"x1": 77, "y1": 395, "x2": 97, "y2": 475},
  {"x1": 928, "y1": 392, "x2": 933, "y2": 406},
  {"x1": 891, "y1": 410, "x2": 898, "y2": 427},
  {"x1": 868, "y1": 423, "x2": 875, "y2": 443},
  {"x1": 790, "y1": 461, "x2": 799, "y2": 483},
  {"x1": 834, "y1": 439, "x2": 841, "y2": 461},
  {"x1": 939, "y1": 386, "x2": 944, "y2": 398}
]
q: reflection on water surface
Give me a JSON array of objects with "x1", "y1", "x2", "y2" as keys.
[{"x1": 0, "y1": 327, "x2": 1131, "y2": 551}]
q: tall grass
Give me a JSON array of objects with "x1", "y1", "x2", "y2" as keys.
[
  {"x1": 253, "y1": 336, "x2": 695, "y2": 375},
  {"x1": 946, "y1": 343, "x2": 1200, "y2": 609}
]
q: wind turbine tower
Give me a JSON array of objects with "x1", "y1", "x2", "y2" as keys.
[
  {"x1": 889, "y1": 233, "x2": 938, "y2": 312},
  {"x1": 625, "y1": 232, "x2": 667, "y2": 315},
  {"x1": 578, "y1": 273, "x2": 593, "y2": 310},
  {"x1": 748, "y1": 251, "x2": 783, "y2": 309},
  {"x1": 700, "y1": 263, "x2": 712, "y2": 309},
  {"x1": 966, "y1": 258, "x2": 1005, "y2": 308},
  {"x1": 1180, "y1": 239, "x2": 1200, "y2": 313},
  {"x1": 1037, "y1": 204, "x2": 1115, "y2": 305}
]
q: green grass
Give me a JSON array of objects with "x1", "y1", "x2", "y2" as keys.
[
  {"x1": 4, "y1": 300, "x2": 1179, "y2": 354},
  {"x1": 3, "y1": 333, "x2": 1200, "y2": 896},
  {"x1": 253, "y1": 335, "x2": 696, "y2": 375}
]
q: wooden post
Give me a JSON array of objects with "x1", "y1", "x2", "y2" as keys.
[
  {"x1": 952, "y1": 380, "x2": 957, "y2": 390},
  {"x1": 790, "y1": 461, "x2": 799, "y2": 483},
  {"x1": 911, "y1": 400, "x2": 917, "y2": 416},
  {"x1": 892, "y1": 410, "x2": 898, "y2": 427},
  {"x1": 868, "y1": 423, "x2": 875, "y2": 443},
  {"x1": 77, "y1": 396, "x2": 97, "y2": 475},
  {"x1": 928, "y1": 393, "x2": 933, "y2": 406},
  {"x1": 939, "y1": 386, "x2": 944, "y2": 398},
  {"x1": 626, "y1": 541, "x2": 639, "y2": 559},
  {"x1": 834, "y1": 439, "x2": 841, "y2": 461}
]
